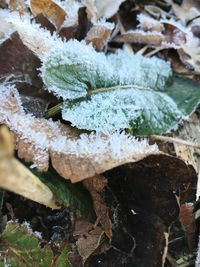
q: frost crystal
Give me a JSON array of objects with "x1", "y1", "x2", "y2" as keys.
[
  {"x1": 41, "y1": 40, "x2": 182, "y2": 133},
  {"x1": 62, "y1": 87, "x2": 182, "y2": 133},
  {"x1": 0, "y1": 85, "x2": 159, "y2": 181},
  {"x1": 42, "y1": 40, "x2": 172, "y2": 100}
]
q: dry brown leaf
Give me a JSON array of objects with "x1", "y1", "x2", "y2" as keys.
[
  {"x1": 113, "y1": 30, "x2": 165, "y2": 46},
  {"x1": 171, "y1": 0, "x2": 200, "y2": 25},
  {"x1": 137, "y1": 14, "x2": 164, "y2": 32},
  {"x1": 83, "y1": 175, "x2": 112, "y2": 238},
  {"x1": 0, "y1": 125, "x2": 14, "y2": 157},
  {"x1": 0, "y1": 85, "x2": 159, "y2": 183},
  {"x1": 30, "y1": 0, "x2": 66, "y2": 29},
  {"x1": 170, "y1": 108, "x2": 200, "y2": 200},
  {"x1": 85, "y1": 23, "x2": 113, "y2": 51},
  {"x1": 76, "y1": 223, "x2": 105, "y2": 262},
  {"x1": 8, "y1": 0, "x2": 27, "y2": 14},
  {"x1": 179, "y1": 203, "x2": 196, "y2": 251},
  {"x1": 0, "y1": 126, "x2": 60, "y2": 209},
  {"x1": 84, "y1": 0, "x2": 125, "y2": 22}
]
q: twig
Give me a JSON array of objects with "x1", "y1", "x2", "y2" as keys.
[{"x1": 151, "y1": 135, "x2": 200, "y2": 149}]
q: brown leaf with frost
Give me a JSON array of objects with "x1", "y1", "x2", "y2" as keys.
[
  {"x1": 113, "y1": 30, "x2": 165, "y2": 46},
  {"x1": 85, "y1": 23, "x2": 113, "y2": 51},
  {"x1": 30, "y1": 0, "x2": 66, "y2": 29},
  {"x1": 0, "y1": 85, "x2": 159, "y2": 183},
  {"x1": 0, "y1": 126, "x2": 60, "y2": 209},
  {"x1": 83, "y1": 175, "x2": 112, "y2": 238}
]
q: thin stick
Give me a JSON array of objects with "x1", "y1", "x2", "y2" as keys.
[{"x1": 151, "y1": 135, "x2": 200, "y2": 149}]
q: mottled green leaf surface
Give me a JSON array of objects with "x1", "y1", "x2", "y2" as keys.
[
  {"x1": 0, "y1": 222, "x2": 70, "y2": 267},
  {"x1": 42, "y1": 40, "x2": 183, "y2": 134},
  {"x1": 31, "y1": 167, "x2": 96, "y2": 222},
  {"x1": 166, "y1": 76, "x2": 200, "y2": 114}
]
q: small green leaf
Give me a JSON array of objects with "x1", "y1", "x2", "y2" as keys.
[
  {"x1": 31, "y1": 167, "x2": 96, "y2": 222},
  {"x1": 0, "y1": 222, "x2": 70, "y2": 267},
  {"x1": 165, "y1": 76, "x2": 200, "y2": 115}
]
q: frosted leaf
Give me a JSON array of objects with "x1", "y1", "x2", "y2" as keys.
[
  {"x1": 41, "y1": 39, "x2": 172, "y2": 100},
  {"x1": 0, "y1": 85, "x2": 159, "y2": 182},
  {"x1": 62, "y1": 87, "x2": 182, "y2": 133},
  {"x1": 41, "y1": 40, "x2": 181, "y2": 133},
  {"x1": 85, "y1": 20, "x2": 114, "y2": 51},
  {"x1": 5, "y1": 12, "x2": 63, "y2": 56}
]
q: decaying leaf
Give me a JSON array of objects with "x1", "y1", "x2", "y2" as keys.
[
  {"x1": 30, "y1": 0, "x2": 67, "y2": 29},
  {"x1": 84, "y1": 0, "x2": 125, "y2": 21},
  {"x1": 0, "y1": 222, "x2": 70, "y2": 267},
  {"x1": 113, "y1": 30, "x2": 165, "y2": 46},
  {"x1": 0, "y1": 84, "x2": 160, "y2": 182},
  {"x1": 85, "y1": 154, "x2": 196, "y2": 266},
  {"x1": 179, "y1": 203, "x2": 196, "y2": 251},
  {"x1": 0, "y1": 126, "x2": 59, "y2": 209},
  {"x1": 0, "y1": 31, "x2": 43, "y2": 89},
  {"x1": 85, "y1": 21, "x2": 114, "y2": 51},
  {"x1": 83, "y1": 175, "x2": 112, "y2": 238},
  {"x1": 74, "y1": 219, "x2": 105, "y2": 262}
]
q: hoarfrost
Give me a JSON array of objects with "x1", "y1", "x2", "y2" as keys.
[
  {"x1": 41, "y1": 39, "x2": 172, "y2": 100},
  {"x1": 0, "y1": 85, "x2": 159, "y2": 181}
]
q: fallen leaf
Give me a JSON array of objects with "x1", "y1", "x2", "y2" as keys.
[
  {"x1": 32, "y1": 167, "x2": 96, "y2": 221},
  {"x1": 0, "y1": 126, "x2": 59, "y2": 209},
  {"x1": 84, "y1": 0, "x2": 125, "y2": 21},
  {"x1": 171, "y1": 0, "x2": 200, "y2": 25},
  {"x1": 113, "y1": 30, "x2": 165, "y2": 46},
  {"x1": 30, "y1": 0, "x2": 67, "y2": 29},
  {"x1": 85, "y1": 22, "x2": 114, "y2": 51},
  {"x1": 0, "y1": 31, "x2": 43, "y2": 89},
  {"x1": 86, "y1": 154, "x2": 196, "y2": 266},
  {"x1": 83, "y1": 175, "x2": 112, "y2": 238},
  {"x1": 0, "y1": 85, "x2": 160, "y2": 183},
  {"x1": 179, "y1": 203, "x2": 196, "y2": 251},
  {"x1": 0, "y1": 222, "x2": 71, "y2": 267},
  {"x1": 76, "y1": 225, "x2": 105, "y2": 262}
]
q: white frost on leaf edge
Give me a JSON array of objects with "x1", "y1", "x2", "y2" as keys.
[
  {"x1": 0, "y1": 85, "x2": 159, "y2": 165},
  {"x1": 5, "y1": 11, "x2": 64, "y2": 57}
]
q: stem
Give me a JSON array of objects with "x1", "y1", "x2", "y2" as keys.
[
  {"x1": 45, "y1": 84, "x2": 154, "y2": 118},
  {"x1": 151, "y1": 135, "x2": 200, "y2": 149},
  {"x1": 45, "y1": 103, "x2": 63, "y2": 119}
]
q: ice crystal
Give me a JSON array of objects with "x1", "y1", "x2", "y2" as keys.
[
  {"x1": 0, "y1": 85, "x2": 159, "y2": 179},
  {"x1": 41, "y1": 39, "x2": 172, "y2": 100},
  {"x1": 41, "y1": 40, "x2": 182, "y2": 133},
  {"x1": 62, "y1": 87, "x2": 182, "y2": 133}
]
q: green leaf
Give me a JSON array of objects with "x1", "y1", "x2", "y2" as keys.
[
  {"x1": 41, "y1": 41, "x2": 182, "y2": 133},
  {"x1": 31, "y1": 167, "x2": 96, "y2": 222},
  {"x1": 41, "y1": 41, "x2": 172, "y2": 101},
  {"x1": 165, "y1": 76, "x2": 200, "y2": 115},
  {"x1": 62, "y1": 88, "x2": 182, "y2": 134},
  {"x1": 0, "y1": 222, "x2": 70, "y2": 267}
]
